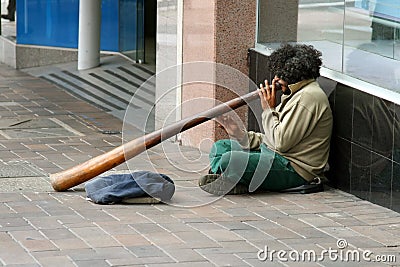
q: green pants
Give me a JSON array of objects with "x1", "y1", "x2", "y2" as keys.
[{"x1": 209, "y1": 139, "x2": 307, "y2": 191}]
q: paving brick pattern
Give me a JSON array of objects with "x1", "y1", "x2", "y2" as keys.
[{"x1": 0, "y1": 63, "x2": 399, "y2": 266}]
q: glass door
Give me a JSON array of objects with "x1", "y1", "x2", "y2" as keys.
[
  {"x1": 119, "y1": 0, "x2": 145, "y2": 63},
  {"x1": 135, "y1": 0, "x2": 145, "y2": 63}
]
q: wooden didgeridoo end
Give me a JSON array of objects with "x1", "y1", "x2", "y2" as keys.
[{"x1": 50, "y1": 145, "x2": 127, "y2": 191}]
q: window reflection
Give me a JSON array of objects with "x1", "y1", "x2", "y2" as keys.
[
  {"x1": 256, "y1": 0, "x2": 400, "y2": 91},
  {"x1": 344, "y1": 0, "x2": 400, "y2": 90}
]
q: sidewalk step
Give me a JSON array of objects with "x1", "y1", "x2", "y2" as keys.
[{"x1": 22, "y1": 55, "x2": 156, "y2": 131}]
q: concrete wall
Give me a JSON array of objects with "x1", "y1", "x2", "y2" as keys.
[
  {"x1": 155, "y1": 0, "x2": 181, "y2": 132},
  {"x1": 180, "y1": 0, "x2": 257, "y2": 151},
  {"x1": 0, "y1": 36, "x2": 78, "y2": 69},
  {"x1": 257, "y1": 0, "x2": 298, "y2": 43}
]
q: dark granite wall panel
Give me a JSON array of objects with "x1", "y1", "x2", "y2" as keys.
[
  {"x1": 350, "y1": 143, "x2": 372, "y2": 201},
  {"x1": 352, "y1": 89, "x2": 373, "y2": 148},
  {"x1": 332, "y1": 84, "x2": 354, "y2": 142},
  {"x1": 248, "y1": 50, "x2": 261, "y2": 132},
  {"x1": 248, "y1": 49, "x2": 258, "y2": 85},
  {"x1": 250, "y1": 49, "x2": 400, "y2": 212},
  {"x1": 329, "y1": 136, "x2": 351, "y2": 191},
  {"x1": 393, "y1": 163, "x2": 400, "y2": 212},
  {"x1": 371, "y1": 96, "x2": 395, "y2": 159},
  {"x1": 248, "y1": 50, "x2": 275, "y2": 133},
  {"x1": 370, "y1": 155, "x2": 392, "y2": 208},
  {"x1": 329, "y1": 87, "x2": 398, "y2": 212}
]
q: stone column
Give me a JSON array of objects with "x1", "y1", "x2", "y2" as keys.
[
  {"x1": 180, "y1": 0, "x2": 257, "y2": 151},
  {"x1": 155, "y1": 0, "x2": 182, "y2": 131},
  {"x1": 78, "y1": 0, "x2": 101, "y2": 70}
]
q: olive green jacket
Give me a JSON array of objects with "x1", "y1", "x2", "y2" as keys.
[{"x1": 241, "y1": 79, "x2": 333, "y2": 181}]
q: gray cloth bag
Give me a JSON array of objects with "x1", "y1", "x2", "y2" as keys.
[{"x1": 85, "y1": 171, "x2": 175, "y2": 204}]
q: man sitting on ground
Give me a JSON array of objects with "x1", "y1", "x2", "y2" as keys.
[{"x1": 199, "y1": 43, "x2": 333, "y2": 195}]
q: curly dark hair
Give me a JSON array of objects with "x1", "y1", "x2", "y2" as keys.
[{"x1": 268, "y1": 43, "x2": 322, "y2": 85}]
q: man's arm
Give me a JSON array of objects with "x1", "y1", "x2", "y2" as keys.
[
  {"x1": 214, "y1": 114, "x2": 264, "y2": 150},
  {"x1": 262, "y1": 103, "x2": 314, "y2": 152}
]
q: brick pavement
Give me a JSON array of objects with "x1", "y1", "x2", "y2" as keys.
[{"x1": 0, "y1": 63, "x2": 399, "y2": 266}]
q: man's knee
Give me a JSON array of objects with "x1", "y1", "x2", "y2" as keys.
[
  {"x1": 210, "y1": 139, "x2": 241, "y2": 158},
  {"x1": 220, "y1": 151, "x2": 250, "y2": 171}
]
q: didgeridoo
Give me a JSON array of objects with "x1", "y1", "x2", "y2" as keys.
[{"x1": 50, "y1": 90, "x2": 260, "y2": 191}]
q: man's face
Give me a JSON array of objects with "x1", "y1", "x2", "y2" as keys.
[{"x1": 275, "y1": 77, "x2": 290, "y2": 95}]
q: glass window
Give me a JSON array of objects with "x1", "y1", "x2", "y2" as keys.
[{"x1": 256, "y1": 0, "x2": 400, "y2": 92}]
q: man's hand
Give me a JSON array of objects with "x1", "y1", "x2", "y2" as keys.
[
  {"x1": 215, "y1": 114, "x2": 246, "y2": 141},
  {"x1": 259, "y1": 77, "x2": 280, "y2": 110}
]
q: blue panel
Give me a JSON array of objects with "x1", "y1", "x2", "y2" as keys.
[
  {"x1": 16, "y1": 0, "x2": 138, "y2": 52},
  {"x1": 373, "y1": 0, "x2": 400, "y2": 21},
  {"x1": 354, "y1": 0, "x2": 370, "y2": 10},
  {"x1": 17, "y1": 0, "x2": 80, "y2": 48},
  {"x1": 119, "y1": 0, "x2": 138, "y2": 52},
  {"x1": 100, "y1": 0, "x2": 120, "y2": 51},
  {"x1": 355, "y1": 0, "x2": 400, "y2": 22}
]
